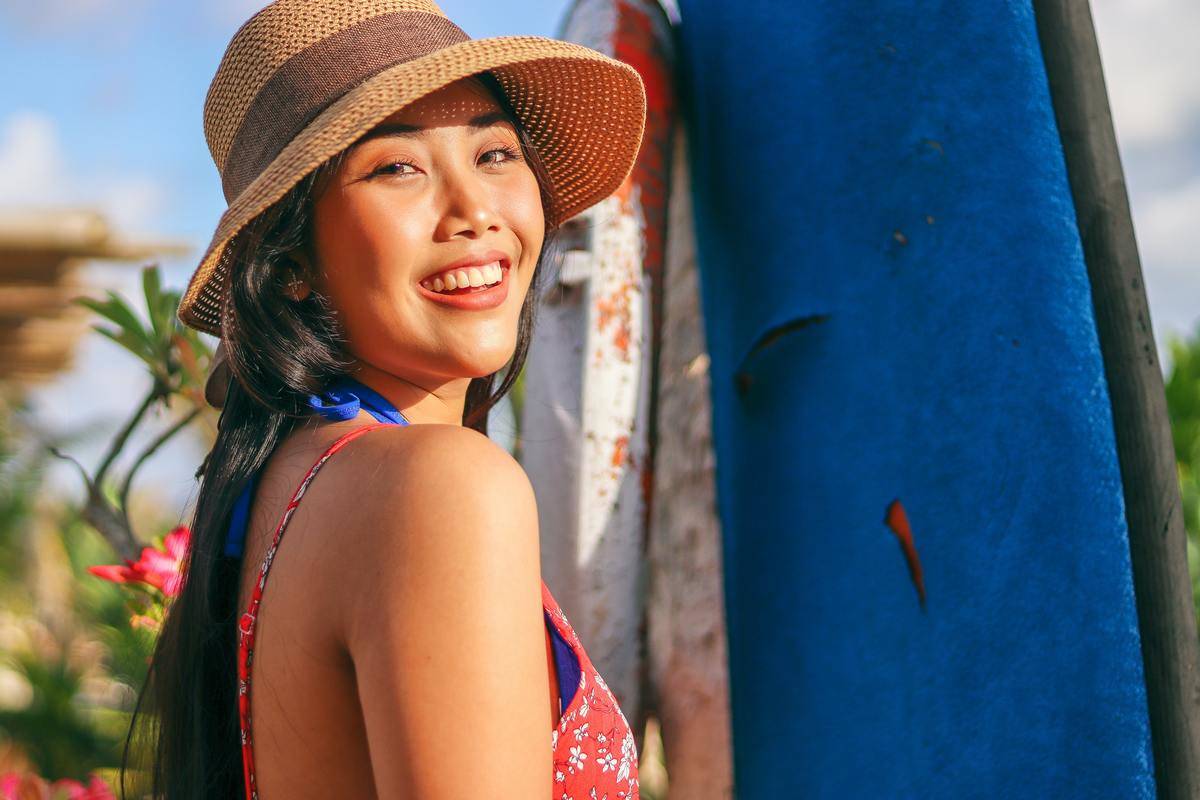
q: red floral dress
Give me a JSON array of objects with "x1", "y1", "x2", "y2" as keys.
[{"x1": 236, "y1": 423, "x2": 640, "y2": 799}]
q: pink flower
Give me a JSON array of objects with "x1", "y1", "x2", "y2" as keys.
[
  {"x1": 49, "y1": 775, "x2": 115, "y2": 800},
  {"x1": 88, "y1": 525, "x2": 189, "y2": 598},
  {"x1": 0, "y1": 773, "x2": 36, "y2": 800},
  {"x1": 0, "y1": 772, "x2": 114, "y2": 800}
]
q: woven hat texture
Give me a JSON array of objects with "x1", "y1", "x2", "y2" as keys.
[{"x1": 178, "y1": 0, "x2": 647, "y2": 336}]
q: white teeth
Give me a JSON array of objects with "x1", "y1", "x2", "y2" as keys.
[{"x1": 422, "y1": 260, "x2": 504, "y2": 293}]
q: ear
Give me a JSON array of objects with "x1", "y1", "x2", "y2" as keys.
[
  {"x1": 284, "y1": 276, "x2": 312, "y2": 302},
  {"x1": 282, "y1": 251, "x2": 314, "y2": 302}
]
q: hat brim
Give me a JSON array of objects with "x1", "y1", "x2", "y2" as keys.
[{"x1": 178, "y1": 35, "x2": 647, "y2": 336}]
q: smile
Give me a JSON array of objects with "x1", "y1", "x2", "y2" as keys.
[{"x1": 416, "y1": 262, "x2": 511, "y2": 311}]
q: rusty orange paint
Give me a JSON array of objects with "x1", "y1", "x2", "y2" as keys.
[
  {"x1": 612, "y1": 434, "x2": 629, "y2": 469},
  {"x1": 594, "y1": 278, "x2": 638, "y2": 361},
  {"x1": 884, "y1": 498, "x2": 926, "y2": 609}
]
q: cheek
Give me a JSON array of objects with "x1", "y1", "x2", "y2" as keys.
[
  {"x1": 511, "y1": 171, "x2": 545, "y2": 232},
  {"x1": 504, "y1": 171, "x2": 545, "y2": 268},
  {"x1": 312, "y1": 193, "x2": 419, "y2": 298}
]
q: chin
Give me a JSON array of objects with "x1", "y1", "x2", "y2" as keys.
[{"x1": 457, "y1": 347, "x2": 517, "y2": 380}]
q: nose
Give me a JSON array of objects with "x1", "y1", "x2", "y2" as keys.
[{"x1": 434, "y1": 158, "x2": 502, "y2": 241}]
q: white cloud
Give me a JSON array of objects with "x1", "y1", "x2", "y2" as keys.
[
  {"x1": 1130, "y1": 174, "x2": 1200, "y2": 350},
  {"x1": 0, "y1": 0, "x2": 150, "y2": 34},
  {"x1": 0, "y1": 110, "x2": 170, "y2": 236},
  {"x1": 1091, "y1": 0, "x2": 1200, "y2": 367},
  {"x1": 1135, "y1": 174, "x2": 1200, "y2": 268},
  {"x1": 0, "y1": 112, "x2": 59, "y2": 201},
  {"x1": 1092, "y1": 0, "x2": 1200, "y2": 149}
]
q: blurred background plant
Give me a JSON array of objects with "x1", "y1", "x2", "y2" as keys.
[
  {"x1": 1164, "y1": 320, "x2": 1200, "y2": 634},
  {"x1": 53, "y1": 267, "x2": 211, "y2": 563},
  {"x1": 0, "y1": 264, "x2": 213, "y2": 796}
]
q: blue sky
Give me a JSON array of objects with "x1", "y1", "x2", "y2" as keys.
[{"x1": 0, "y1": 0, "x2": 1196, "y2": 513}]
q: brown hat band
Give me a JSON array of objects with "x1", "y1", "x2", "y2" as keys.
[{"x1": 221, "y1": 11, "x2": 469, "y2": 202}]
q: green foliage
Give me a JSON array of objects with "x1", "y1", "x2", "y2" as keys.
[
  {"x1": 0, "y1": 395, "x2": 45, "y2": 594},
  {"x1": 51, "y1": 265, "x2": 214, "y2": 562},
  {"x1": 72, "y1": 264, "x2": 212, "y2": 407},
  {"x1": 61, "y1": 513, "x2": 157, "y2": 692},
  {"x1": 0, "y1": 264, "x2": 208, "y2": 786},
  {"x1": 0, "y1": 505, "x2": 155, "y2": 783},
  {"x1": 0, "y1": 651, "x2": 119, "y2": 780},
  {"x1": 1163, "y1": 319, "x2": 1200, "y2": 629}
]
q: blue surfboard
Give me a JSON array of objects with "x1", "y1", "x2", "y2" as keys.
[{"x1": 674, "y1": 1, "x2": 1156, "y2": 796}]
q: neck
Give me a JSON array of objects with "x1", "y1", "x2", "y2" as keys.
[{"x1": 347, "y1": 360, "x2": 471, "y2": 426}]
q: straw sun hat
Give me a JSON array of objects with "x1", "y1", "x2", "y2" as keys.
[{"x1": 176, "y1": 0, "x2": 647, "y2": 338}]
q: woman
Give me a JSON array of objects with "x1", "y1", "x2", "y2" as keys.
[{"x1": 123, "y1": 1, "x2": 647, "y2": 798}]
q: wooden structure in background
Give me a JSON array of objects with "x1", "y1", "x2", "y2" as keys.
[
  {"x1": 645, "y1": 124, "x2": 734, "y2": 798},
  {"x1": 0, "y1": 209, "x2": 189, "y2": 386}
]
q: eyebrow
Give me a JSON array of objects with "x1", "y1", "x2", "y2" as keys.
[{"x1": 355, "y1": 110, "x2": 511, "y2": 145}]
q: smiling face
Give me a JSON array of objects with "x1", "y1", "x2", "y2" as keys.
[{"x1": 295, "y1": 75, "x2": 545, "y2": 402}]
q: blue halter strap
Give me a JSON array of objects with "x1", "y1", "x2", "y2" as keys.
[{"x1": 222, "y1": 375, "x2": 409, "y2": 558}]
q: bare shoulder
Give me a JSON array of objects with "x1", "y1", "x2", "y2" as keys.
[
  {"x1": 316, "y1": 422, "x2": 541, "y2": 610},
  {"x1": 322, "y1": 419, "x2": 522, "y2": 475},
  {"x1": 320, "y1": 421, "x2": 537, "y2": 534},
  {"x1": 311, "y1": 422, "x2": 550, "y2": 794}
]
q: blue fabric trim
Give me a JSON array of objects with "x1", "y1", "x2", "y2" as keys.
[
  {"x1": 324, "y1": 375, "x2": 409, "y2": 425},
  {"x1": 305, "y1": 386, "x2": 362, "y2": 421},
  {"x1": 224, "y1": 470, "x2": 260, "y2": 558},
  {"x1": 545, "y1": 609, "x2": 581, "y2": 714},
  {"x1": 223, "y1": 376, "x2": 409, "y2": 559}
]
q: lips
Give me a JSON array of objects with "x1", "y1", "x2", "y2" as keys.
[{"x1": 416, "y1": 263, "x2": 511, "y2": 311}]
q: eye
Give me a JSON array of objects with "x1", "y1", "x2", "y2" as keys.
[
  {"x1": 481, "y1": 144, "x2": 524, "y2": 167},
  {"x1": 371, "y1": 159, "x2": 419, "y2": 178}
]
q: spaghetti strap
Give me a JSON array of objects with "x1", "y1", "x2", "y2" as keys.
[{"x1": 235, "y1": 421, "x2": 396, "y2": 800}]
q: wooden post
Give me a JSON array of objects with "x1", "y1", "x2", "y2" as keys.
[
  {"x1": 645, "y1": 123, "x2": 735, "y2": 798},
  {"x1": 1032, "y1": 2, "x2": 1200, "y2": 796}
]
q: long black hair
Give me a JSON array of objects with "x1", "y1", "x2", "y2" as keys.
[{"x1": 118, "y1": 71, "x2": 562, "y2": 799}]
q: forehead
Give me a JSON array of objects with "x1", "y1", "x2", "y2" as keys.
[{"x1": 376, "y1": 76, "x2": 505, "y2": 129}]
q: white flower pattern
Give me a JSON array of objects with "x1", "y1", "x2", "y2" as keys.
[{"x1": 543, "y1": 581, "x2": 640, "y2": 799}]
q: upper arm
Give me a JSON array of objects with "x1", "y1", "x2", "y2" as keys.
[{"x1": 330, "y1": 424, "x2": 551, "y2": 799}]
